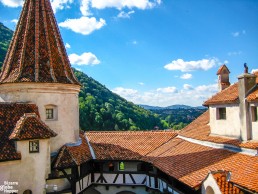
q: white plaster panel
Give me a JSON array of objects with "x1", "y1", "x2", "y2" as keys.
[
  {"x1": 209, "y1": 105, "x2": 240, "y2": 138},
  {"x1": 0, "y1": 139, "x2": 51, "y2": 193}
]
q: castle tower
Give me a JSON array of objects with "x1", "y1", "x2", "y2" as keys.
[
  {"x1": 217, "y1": 64, "x2": 230, "y2": 92},
  {"x1": 0, "y1": 0, "x2": 81, "y2": 152}
]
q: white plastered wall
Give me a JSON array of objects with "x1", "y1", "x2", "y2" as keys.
[
  {"x1": 250, "y1": 103, "x2": 258, "y2": 140},
  {"x1": 0, "y1": 83, "x2": 80, "y2": 152},
  {"x1": 209, "y1": 104, "x2": 240, "y2": 138},
  {"x1": 201, "y1": 173, "x2": 222, "y2": 194},
  {"x1": 0, "y1": 139, "x2": 50, "y2": 194}
]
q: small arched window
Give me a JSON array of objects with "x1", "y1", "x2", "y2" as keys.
[
  {"x1": 23, "y1": 190, "x2": 32, "y2": 194},
  {"x1": 45, "y1": 104, "x2": 58, "y2": 120},
  {"x1": 206, "y1": 186, "x2": 215, "y2": 194}
]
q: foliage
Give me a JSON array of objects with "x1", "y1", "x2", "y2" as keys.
[
  {"x1": 74, "y1": 69, "x2": 162, "y2": 131},
  {"x1": 151, "y1": 108, "x2": 207, "y2": 130},
  {"x1": 0, "y1": 23, "x2": 13, "y2": 69}
]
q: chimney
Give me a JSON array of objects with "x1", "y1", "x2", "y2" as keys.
[
  {"x1": 217, "y1": 65, "x2": 230, "y2": 92},
  {"x1": 238, "y1": 63, "x2": 256, "y2": 141}
]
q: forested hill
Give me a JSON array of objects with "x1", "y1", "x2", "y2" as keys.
[
  {"x1": 0, "y1": 23, "x2": 13, "y2": 68},
  {"x1": 74, "y1": 70, "x2": 161, "y2": 130},
  {"x1": 0, "y1": 22, "x2": 161, "y2": 131}
]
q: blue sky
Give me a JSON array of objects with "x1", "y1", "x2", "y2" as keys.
[{"x1": 0, "y1": 0, "x2": 258, "y2": 107}]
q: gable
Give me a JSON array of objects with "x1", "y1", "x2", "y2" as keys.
[{"x1": 0, "y1": 103, "x2": 39, "y2": 161}]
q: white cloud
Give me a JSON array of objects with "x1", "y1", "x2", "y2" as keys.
[
  {"x1": 195, "y1": 84, "x2": 217, "y2": 93},
  {"x1": 112, "y1": 83, "x2": 218, "y2": 107},
  {"x1": 117, "y1": 10, "x2": 135, "y2": 18},
  {"x1": 156, "y1": 86, "x2": 177, "y2": 93},
  {"x1": 11, "y1": 19, "x2": 18, "y2": 24},
  {"x1": 79, "y1": 0, "x2": 160, "y2": 17},
  {"x1": 50, "y1": 0, "x2": 73, "y2": 13},
  {"x1": 183, "y1": 84, "x2": 193, "y2": 90},
  {"x1": 132, "y1": 40, "x2": 138, "y2": 45},
  {"x1": 65, "y1": 43, "x2": 71, "y2": 49},
  {"x1": 69, "y1": 52, "x2": 100, "y2": 66},
  {"x1": 0, "y1": 0, "x2": 72, "y2": 12},
  {"x1": 251, "y1": 69, "x2": 258, "y2": 74},
  {"x1": 59, "y1": 16, "x2": 106, "y2": 35},
  {"x1": 90, "y1": 0, "x2": 158, "y2": 10},
  {"x1": 80, "y1": 0, "x2": 91, "y2": 16},
  {"x1": 180, "y1": 73, "x2": 192, "y2": 79},
  {"x1": 232, "y1": 32, "x2": 240, "y2": 37},
  {"x1": 112, "y1": 87, "x2": 138, "y2": 98},
  {"x1": 0, "y1": 0, "x2": 23, "y2": 7},
  {"x1": 232, "y1": 30, "x2": 246, "y2": 37},
  {"x1": 164, "y1": 58, "x2": 218, "y2": 72},
  {"x1": 138, "y1": 82, "x2": 145, "y2": 85},
  {"x1": 227, "y1": 51, "x2": 242, "y2": 56}
]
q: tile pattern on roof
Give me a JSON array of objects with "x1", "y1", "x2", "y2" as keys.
[
  {"x1": 217, "y1": 64, "x2": 230, "y2": 75},
  {"x1": 179, "y1": 111, "x2": 258, "y2": 149},
  {"x1": 211, "y1": 171, "x2": 243, "y2": 194},
  {"x1": 9, "y1": 113, "x2": 57, "y2": 140},
  {"x1": 53, "y1": 132, "x2": 92, "y2": 169},
  {"x1": 203, "y1": 83, "x2": 239, "y2": 106},
  {"x1": 0, "y1": 0, "x2": 79, "y2": 85},
  {"x1": 0, "y1": 103, "x2": 39, "y2": 161},
  {"x1": 86, "y1": 131, "x2": 178, "y2": 160},
  {"x1": 247, "y1": 86, "x2": 258, "y2": 102},
  {"x1": 52, "y1": 127, "x2": 258, "y2": 192},
  {"x1": 144, "y1": 137, "x2": 258, "y2": 192}
]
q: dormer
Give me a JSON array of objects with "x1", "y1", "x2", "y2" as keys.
[
  {"x1": 204, "y1": 64, "x2": 258, "y2": 141},
  {"x1": 217, "y1": 65, "x2": 230, "y2": 92}
]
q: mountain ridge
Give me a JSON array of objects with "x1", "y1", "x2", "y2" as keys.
[{"x1": 139, "y1": 104, "x2": 206, "y2": 110}]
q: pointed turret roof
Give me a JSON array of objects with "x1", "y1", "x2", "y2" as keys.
[{"x1": 0, "y1": 0, "x2": 79, "y2": 85}]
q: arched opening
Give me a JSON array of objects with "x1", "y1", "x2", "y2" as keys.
[
  {"x1": 206, "y1": 186, "x2": 215, "y2": 194},
  {"x1": 23, "y1": 190, "x2": 32, "y2": 194}
]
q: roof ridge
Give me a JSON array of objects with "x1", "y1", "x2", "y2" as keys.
[
  {"x1": 144, "y1": 135, "x2": 181, "y2": 158},
  {"x1": 86, "y1": 130, "x2": 176, "y2": 134},
  {"x1": 178, "y1": 135, "x2": 257, "y2": 156}
]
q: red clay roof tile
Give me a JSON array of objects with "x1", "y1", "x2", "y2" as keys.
[
  {"x1": 53, "y1": 133, "x2": 92, "y2": 169},
  {"x1": 0, "y1": 103, "x2": 39, "y2": 161},
  {"x1": 86, "y1": 131, "x2": 178, "y2": 160},
  {"x1": 203, "y1": 83, "x2": 239, "y2": 106},
  {"x1": 247, "y1": 86, "x2": 258, "y2": 102},
  {"x1": 217, "y1": 64, "x2": 230, "y2": 75},
  {"x1": 179, "y1": 111, "x2": 258, "y2": 149},
  {"x1": 145, "y1": 137, "x2": 258, "y2": 192},
  {"x1": 0, "y1": 0, "x2": 79, "y2": 85},
  {"x1": 9, "y1": 113, "x2": 57, "y2": 140},
  {"x1": 211, "y1": 171, "x2": 243, "y2": 194}
]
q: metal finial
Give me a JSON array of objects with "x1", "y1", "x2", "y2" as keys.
[{"x1": 244, "y1": 63, "x2": 248, "y2": 73}]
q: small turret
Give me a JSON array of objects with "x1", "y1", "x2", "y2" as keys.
[{"x1": 217, "y1": 64, "x2": 230, "y2": 92}]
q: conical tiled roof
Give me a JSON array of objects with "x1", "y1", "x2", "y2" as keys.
[{"x1": 0, "y1": 0, "x2": 79, "y2": 85}]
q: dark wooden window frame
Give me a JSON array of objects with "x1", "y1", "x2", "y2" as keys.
[
  {"x1": 217, "y1": 107, "x2": 226, "y2": 120},
  {"x1": 29, "y1": 140, "x2": 39, "y2": 153},
  {"x1": 46, "y1": 108, "x2": 54, "y2": 119}
]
